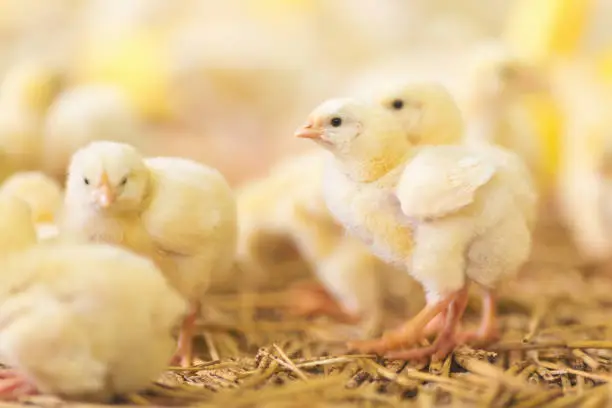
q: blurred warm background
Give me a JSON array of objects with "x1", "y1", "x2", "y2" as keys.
[{"x1": 0, "y1": 0, "x2": 608, "y2": 187}]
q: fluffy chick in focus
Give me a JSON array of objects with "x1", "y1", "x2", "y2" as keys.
[
  {"x1": 0, "y1": 171, "x2": 62, "y2": 242},
  {"x1": 461, "y1": 43, "x2": 548, "y2": 187},
  {"x1": 296, "y1": 97, "x2": 537, "y2": 359},
  {"x1": 0, "y1": 59, "x2": 64, "y2": 181},
  {"x1": 42, "y1": 85, "x2": 147, "y2": 181},
  {"x1": 238, "y1": 84, "x2": 464, "y2": 336},
  {"x1": 0, "y1": 243, "x2": 186, "y2": 402},
  {"x1": 59, "y1": 141, "x2": 237, "y2": 367}
]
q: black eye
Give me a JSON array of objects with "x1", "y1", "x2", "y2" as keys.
[
  {"x1": 120, "y1": 177, "x2": 128, "y2": 186},
  {"x1": 392, "y1": 99, "x2": 404, "y2": 110},
  {"x1": 83, "y1": 177, "x2": 90, "y2": 185},
  {"x1": 330, "y1": 117, "x2": 342, "y2": 127}
]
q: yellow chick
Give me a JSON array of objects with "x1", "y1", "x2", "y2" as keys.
[
  {"x1": 0, "y1": 195, "x2": 38, "y2": 254},
  {"x1": 59, "y1": 141, "x2": 237, "y2": 367},
  {"x1": 0, "y1": 243, "x2": 186, "y2": 402},
  {"x1": 42, "y1": 85, "x2": 147, "y2": 181},
  {"x1": 0, "y1": 171, "x2": 62, "y2": 223},
  {"x1": 0, "y1": 59, "x2": 64, "y2": 180},
  {"x1": 296, "y1": 97, "x2": 537, "y2": 359},
  {"x1": 461, "y1": 43, "x2": 549, "y2": 186}
]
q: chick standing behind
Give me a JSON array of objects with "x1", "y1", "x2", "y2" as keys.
[{"x1": 59, "y1": 141, "x2": 238, "y2": 368}]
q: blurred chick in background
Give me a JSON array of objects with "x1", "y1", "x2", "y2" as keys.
[
  {"x1": 461, "y1": 42, "x2": 551, "y2": 190},
  {"x1": 0, "y1": 59, "x2": 64, "y2": 181},
  {"x1": 60, "y1": 141, "x2": 237, "y2": 368},
  {"x1": 553, "y1": 58, "x2": 612, "y2": 266},
  {"x1": 0, "y1": 171, "x2": 62, "y2": 224},
  {"x1": 42, "y1": 84, "x2": 148, "y2": 181}
]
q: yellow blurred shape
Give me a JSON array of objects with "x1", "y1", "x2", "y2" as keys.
[
  {"x1": 76, "y1": 29, "x2": 172, "y2": 122},
  {"x1": 521, "y1": 93, "x2": 564, "y2": 191},
  {"x1": 245, "y1": 0, "x2": 316, "y2": 20},
  {"x1": 595, "y1": 49, "x2": 612, "y2": 85},
  {"x1": 504, "y1": 0, "x2": 594, "y2": 61}
]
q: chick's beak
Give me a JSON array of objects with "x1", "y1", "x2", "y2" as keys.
[
  {"x1": 295, "y1": 120, "x2": 323, "y2": 140},
  {"x1": 95, "y1": 172, "x2": 115, "y2": 208}
]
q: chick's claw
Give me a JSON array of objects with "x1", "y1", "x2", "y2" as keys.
[
  {"x1": 0, "y1": 370, "x2": 38, "y2": 400},
  {"x1": 288, "y1": 282, "x2": 360, "y2": 324}
]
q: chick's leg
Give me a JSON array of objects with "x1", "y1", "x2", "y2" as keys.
[
  {"x1": 347, "y1": 292, "x2": 458, "y2": 354},
  {"x1": 0, "y1": 369, "x2": 39, "y2": 400},
  {"x1": 287, "y1": 281, "x2": 360, "y2": 324},
  {"x1": 458, "y1": 288, "x2": 500, "y2": 346},
  {"x1": 349, "y1": 224, "x2": 469, "y2": 356},
  {"x1": 172, "y1": 300, "x2": 200, "y2": 368},
  {"x1": 385, "y1": 286, "x2": 469, "y2": 360}
]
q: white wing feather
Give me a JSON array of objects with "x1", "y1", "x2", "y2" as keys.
[{"x1": 396, "y1": 147, "x2": 496, "y2": 220}]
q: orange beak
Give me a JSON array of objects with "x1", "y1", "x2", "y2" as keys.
[
  {"x1": 295, "y1": 120, "x2": 323, "y2": 140},
  {"x1": 95, "y1": 172, "x2": 115, "y2": 208}
]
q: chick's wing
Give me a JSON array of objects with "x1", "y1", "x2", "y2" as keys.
[
  {"x1": 143, "y1": 157, "x2": 235, "y2": 256},
  {"x1": 396, "y1": 146, "x2": 496, "y2": 220}
]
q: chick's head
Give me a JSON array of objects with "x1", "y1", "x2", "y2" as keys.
[
  {"x1": 295, "y1": 98, "x2": 408, "y2": 179},
  {"x1": 66, "y1": 141, "x2": 150, "y2": 213},
  {"x1": 377, "y1": 82, "x2": 465, "y2": 145}
]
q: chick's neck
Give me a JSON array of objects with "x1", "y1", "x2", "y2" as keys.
[{"x1": 337, "y1": 144, "x2": 412, "y2": 183}]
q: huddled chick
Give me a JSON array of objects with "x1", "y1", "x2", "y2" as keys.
[
  {"x1": 59, "y1": 141, "x2": 237, "y2": 367},
  {"x1": 0, "y1": 59, "x2": 64, "y2": 181},
  {"x1": 42, "y1": 84, "x2": 148, "y2": 181},
  {"x1": 0, "y1": 195, "x2": 186, "y2": 402},
  {"x1": 0, "y1": 171, "x2": 63, "y2": 242},
  {"x1": 295, "y1": 96, "x2": 537, "y2": 359}
]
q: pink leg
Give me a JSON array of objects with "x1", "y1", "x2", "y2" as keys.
[
  {"x1": 172, "y1": 300, "x2": 200, "y2": 368},
  {"x1": 458, "y1": 289, "x2": 500, "y2": 346},
  {"x1": 385, "y1": 287, "x2": 469, "y2": 361},
  {"x1": 0, "y1": 370, "x2": 38, "y2": 400},
  {"x1": 287, "y1": 282, "x2": 360, "y2": 324},
  {"x1": 347, "y1": 287, "x2": 467, "y2": 355}
]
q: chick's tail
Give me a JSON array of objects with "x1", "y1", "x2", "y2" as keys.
[{"x1": 0, "y1": 292, "x2": 107, "y2": 399}]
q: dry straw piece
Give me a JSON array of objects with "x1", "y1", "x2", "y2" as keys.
[{"x1": 14, "y1": 222, "x2": 612, "y2": 407}]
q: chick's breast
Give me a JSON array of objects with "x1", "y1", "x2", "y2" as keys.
[
  {"x1": 0, "y1": 244, "x2": 186, "y2": 401},
  {"x1": 143, "y1": 157, "x2": 238, "y2": 299}
]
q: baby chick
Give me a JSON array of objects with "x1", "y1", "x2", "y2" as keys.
[
  {"x1": 0, "y1": 195, "x2": 38, "y2": 254},
  {"x1": 60, "y1": 141, "x2": 237, "y2": 367},
  {"x1": 296, "y1": 97, "x2": 536, "y2": 359},
  {"x1": 42, "y1": 85, "x2": 147, "y2": 181},
  {"x1": 461, "y1": 43, "x2": 548, "y2": 186},
  {"x1": 0, "y1": 171, "x2": 62, "y2": 223},
  {"x1": 0, "y1": 59, "x2": 64, "y2": 181},
  {"x1": 0, "y1": 243, "x2": 186, "y2": 402}
]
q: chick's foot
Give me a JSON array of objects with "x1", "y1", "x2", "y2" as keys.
[
  {"x1": 347, "y1": 290, "x2": 465, "y2": 355},
  {"x1": 458, "y1": 289, "x2": 500, "y2": 347},
  {"x1": 385, "y1": 288, "x2": 468, "y2": 361},
  {"x1": 0, "y1": 370, "x2": 38, "y2": 400},
  {"x1": 287, "y1": 281, "x2": 359, "y2": 324}
]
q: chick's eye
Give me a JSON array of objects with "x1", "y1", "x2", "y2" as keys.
[
  {"x1": 120, "y1": 177, "x2": 128, "y2": 186},
  {"x1": 391, "y1": 99, "x2": 404, "y2": 110},
  {"x1": 83, "y1": 177, "x2": 90, "y2": 185},
  {"x1": 330, "y1": 117, "x2": 342, "y2": 127}
]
